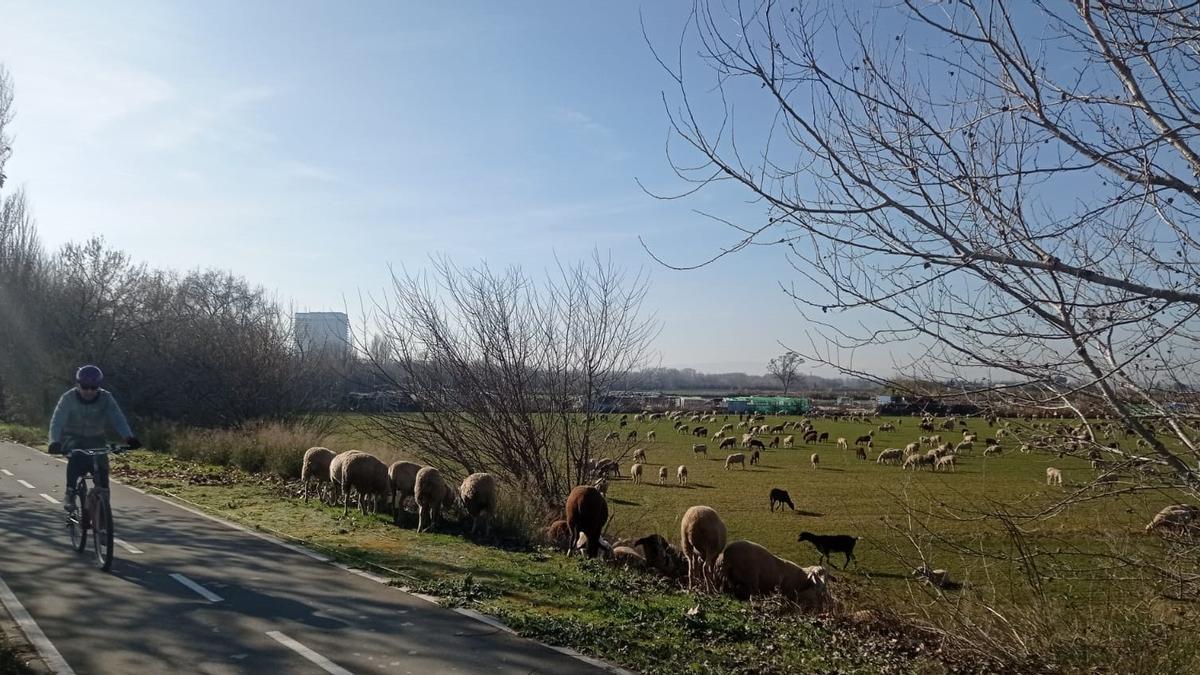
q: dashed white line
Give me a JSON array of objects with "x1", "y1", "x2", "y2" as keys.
[
  {"x1": 39, "y1": 493, "x2": 59, "y2": 504},
  {"x1": 16, "y1": 479, "x2": 35, "y2": 489},
  {"x1": 169, "y1": 573, "x2": 223, "y2": 602},
  {"x1": 266, "y1": 631, "x2": 354, "y2": 675},
  {"x1": 0, "y1": 573, "x2": 76, "y2": 674},
  {"x1": 115, "y1": 538, "x2": 143, "y2": 554},
  {"x1": 1, "y1": 469, "x2": 13, "y2": 476}
]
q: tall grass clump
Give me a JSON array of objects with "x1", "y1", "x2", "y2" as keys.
[
  {"x1": 169, "y1": 419, "x2": 330, "y2": 478},
  {"x1": 0, "y1": 421, "x2": 42, "y2": 447}
]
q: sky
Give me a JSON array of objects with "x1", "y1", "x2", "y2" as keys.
[{"x1": 0, "y1": 1, "x2": 900, "y2": 376}]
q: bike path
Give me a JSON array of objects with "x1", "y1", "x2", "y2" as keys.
[{"x1": 0, "y1": 442, "x2": 611, "y2": 675}]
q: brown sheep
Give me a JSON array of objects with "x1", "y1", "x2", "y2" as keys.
[
  {"x1": 680, "y1": 505, "x2": 727, "y2": 590},
  {"x1": 714, "y1": 540, "x2": 829, "y2": 610},
  {"x1": 339, "y1": 452, "x2": 391, "y2": 517},
  {"x1": 566, "y1": 485, "x2": 609, "y2": 558},
  {"x1": 460, "y1": 472, "x2": 498, "y2": 536},
  {"x1": 414, "y1": 466, "x2": 454, "y2": 532},
  {"x1": 301, "y1": 447, "x2": 335, "y2": 503},
  {"x1": 388, "y1": 460, "x2": 421, "y2": 524},
  {"x1": 544, "y1": 519, "x2": 571, "y2": 552}
]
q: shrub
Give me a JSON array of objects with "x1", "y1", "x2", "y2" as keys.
[
  {"x1": 0, "y1": 421, "x2": 42, "y2": 447},
  {"x1": 165, "y1": 420, "x2": 328, "y2": 479}
]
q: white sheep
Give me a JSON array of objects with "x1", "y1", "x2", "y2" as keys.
[
  {"x1": 301, "y1": 447, "x2": 336, "y2": 504},
  {"x1": 783, "y1": 435, "x2": 794, "y2": 448},
  {"x1": 681, "y1": 505, "x2": 727, "y2": 591},
  {"x1": 658, "y1": 466, "x2": 669, "y2": 484},
  {"x1": 388, "y1": 460, "x2": 422, "y2": 523},
  {"x1": 646, "y1": 430, "x2": 656, "y2": 442},
  {"x1": 724, "y1": 453, "x2": 746, "y2": 470},
  {"x1": 631, "y1": 463, "x2": 645, "y2": 484},
  {"x1": 713, "y1": 540, "x2": 829, "y2": 610},
  {"x1": 677, "y1": 464, "x2": 688, "y2": 485},
  {"x1": 1145, "y1": 504, "x2": 1199, "y2": 532},
  {"x1": 414, "y1": 466, "x2": 454, "y2": 532},
  {"x1": 876, "y1": 448, "x2": 904, "y2": 465},
  {"x1": 459, "y1": 472, "x2": 498, "y2": 536},
  {"x1": 810, "y1": 453, "x2": 820, "y2": 469},
  {"x1": 633, "y1": 448, "x2": 647, "y2": 463},
  {"x1": 1046, "y1": 467, "x2": 1063, "y2": 486},
  {"x1": 836, "y1": 437, "x2": 848, "y2": 450},
  {"x1": 934, "y1": 455, "x2": 956, "y2": 472}
]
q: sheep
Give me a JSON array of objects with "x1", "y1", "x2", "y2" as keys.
[
  {"x1": 414, "y1": 466, "x2": 454, "y2": 532},
  {"x1": 837, "y1": 437, "x2": 848, "y2": 450},
  {"x1": 913, "y1": 565, "x2": 954, "y2": 589},
  {"x1": 646, "y1": 430, "x2": 656, "y2": 442},
  {"x1": 457, "y1": 472, "x2": 498, "y2": 536},
  {"x1": 604, "y1": 431, "x2": 619, "y2": 441},
  {"x1": 955, "y1": 440, "x2": 974, "y2": 454},
  {"x1": 566, "y1": 485, "x2": 609, "y2": 558},
  {"x1": 595, "y1": 458, "x2": 621, "y2": 477},
  {"x1": 653, "y1": 465, "x2": 667, "y2": 484},
  {"x1": 544, "y1": 519, "x2": 572, "y2": 552},
  {"x1": 768, "y1": 436, "x2": 780, "y2": 449},
  {"x1": 633, "y1": 448, "x2": 647, "y2": 463},
  {"x1": 809, "y1": 453, "x2": 820, "y2": 469},
  {"x1": 797, "y1": 531, "x2": 858, "y2": 568},
  {"x1": 782, "y1": 435, "x2": 794, "y2": 448},
  {"x1": 818, "y1": 432, "x2": 829, "y2": 443},
  {"x1": 748, "y1": 438, "x2": 766, "y2": 451},
  {"x1": 677, "y1": 465, "x2": 688, "y2": 485},
  {"x1": 1046, "y1": 467, "x2": 1063, "y2": 486},
  {"x1": 388, "y1": 460, "x2": 422, "y2": 524},
  {"x1": 694, "y1": 443, "x2": 710, "y2": 456},
  {"x1": 631, "y1": 463, "x2": 645, "y2": 484},
  {"x1": 301, "y1": 446, "x2": 336, "y2": 504},
  {"x1": 724, "y1": 453, "x2": 746, "y2": 470},
  {"x1": 632, "y1": 533, "x2": 686, "y2": 579},
  {"x1": 803, "y1": 430, "x2": 818, "y2": 443},
  {"x1": 903, "y1": 453, "x2": 934, "y2": 471},
  {"x1": 876, "y1": 448, "x2": 904, "y2": 465},
  {"x1": 627, "y1": 430, "x2": 638, "y2": 441},
  {"x1": 336, "y1": 452, "x2": 391, "y2": 517},
  {"x1": 328, "y1": 450, "x2": 366, "y2": 508},
  {"x1": 904, "y1": 442, "x2": 920, "y2": 455},
  {"x1": 592, "y1": 477, "x2": 609, "y2": 496},
  {"x1": 983, "y1": 445, "x2": 1003, "y2": 457},
  {"x1": 680, "y1": 505, "x2": 727, "y2": 590},
  {"x1": 854, "y1": 432, "x2": 873, "y2": 446},
  {"x1": 769, "y1": 488, "x2": 794, "y2": 512},
  {"x1": 741, "y1": 433, "x2": 754, "y2": 447},
  {"x1": 855, "y1": 446, "x2": 867, "y2": 460},
  {"x1": 1145, "y1": 504, "x2": 1200, "y2": 533},
  {"x1": 713, "y1": 540, "x2": 829, "y2": 609},
  {"x1": 934, "y1": 455, "x2": 956, "y2": 472},
  {"x1": 610, "y1": 546, "x2": 646, "y2": 567}
]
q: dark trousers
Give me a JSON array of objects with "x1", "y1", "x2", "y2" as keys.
[{"x1": 66, "y1": 446, "x2": 110, "y2": 492}]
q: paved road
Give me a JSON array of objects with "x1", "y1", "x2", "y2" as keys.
[{"x1": 0, "y1": 441, "x2": 612, "y2": 675}]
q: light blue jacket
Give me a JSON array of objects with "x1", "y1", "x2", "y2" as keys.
[{"x1": 48, "y1": 388, "x2": 133, "y2": 449}]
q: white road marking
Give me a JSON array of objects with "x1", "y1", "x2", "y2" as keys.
[
  {"x1": 0, "y1": 573, "x2": 76, "y2": 675},
  {"x1": 39, "y1": 493, "x2": 59, "y2": 504},
  {"x1": 266, "y1": 631, "x2": 354, "y2": 675},
  {"x1": 169, "y1": 573, "x2": 223, "y2": 603},
  {"x1": 17, "y1": 479, "x2": 35, "y2": 489},
  {"x1": 115, "y1": 538, "x2": 143, "y2": 554},
  {"x1": 1, "y1": 469, "x2": 13, "y2": 475}
]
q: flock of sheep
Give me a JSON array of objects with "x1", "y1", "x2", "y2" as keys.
[{"x1": 295, "y1": 409, "x2": 1197, "y2": 609}]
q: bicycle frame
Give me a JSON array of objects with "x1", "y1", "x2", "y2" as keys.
[{"x1": 64, "y1": 445, "x2": 128, "y2": 570}]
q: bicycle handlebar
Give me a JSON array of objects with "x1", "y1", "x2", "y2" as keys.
[{"x1": 51, "y1": 444, "x2": 132, "y2": 456}]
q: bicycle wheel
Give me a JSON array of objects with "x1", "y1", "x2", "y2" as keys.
[
  {"x1": 92, "y1": 497, "x2": 114, "y2": 571},
  {"x1": 68, "y1": 483, "x2": 87, "y2": 553}
]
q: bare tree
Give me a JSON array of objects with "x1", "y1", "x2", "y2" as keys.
[
  {"x1": 765, "y1": 351, "x2": 802, "y2": 395},
  {"x1": 357, "y1": 253, "x2": 657, "y2": 508},
  {"x1": 646, "y1": 1, "x2": 1200, "y2": 664}
]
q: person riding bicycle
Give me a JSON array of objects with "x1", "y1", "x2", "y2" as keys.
[{"x1": 47, "y1": 365, "x2": 140, "y2": 511}]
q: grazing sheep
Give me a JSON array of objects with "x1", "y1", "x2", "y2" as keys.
[
  {"x1": 459, "y1": 472, "x2": 498, "y2": 536},
  {"x1": 903, "y1": 453, "x2": 934, "y2": 471},
  {"x1": 855, "y1": 447, "x2": 867, "y2": 460},
  {"x1": 1145, "y1": 504, "x2": 1200, "y2": 533},
  {"x1": 748, "y1": 438, "x2": 766, "y2": 451},
  {"x1": 768, "y1": 436, "x2": 780, "y2": 449},
  {"x1": 934, "y1": 455, "x2": 956, "y2": 472},
  {"x1": 724, "y1": 453, "x2": 746, "y2": 470},
  {"x1": 595, "y1": 458, "x2": 621, "y2": 477},
  {"x1": 1046, "y1": 467, "x2": 1063, "y2": 486},
  {"x1": 904, "y1": 442, "x2": 920, "y2": 455},
  {"x1": 627, "y1": 430, "x2": 638, "y2": 441},
  {"x1": 388, "y1": 460, "x2": 422, "y2": 524},
  {"x1": 713, "y1": 540, "x2": 829, "y2": 609},
  {"x1": 983, "y1": 445, "x2": 1003, "y2": 457},
  {"x1": 913, "y1": 565, "x2": 954, "y2": 589},
  {"x1": 414, "y1": 466, "x2": 454, "y2": 532},
  {"x1": 693, "y1": 443, "x2": 710, "y2": 456},
  {"x1": 328, "y1": 450, "x2": 366, "y2": 508},
  {"x1": 782, "y1": 435, "x2": 794, "y2": 448},
  {"x1": 818, "y1": 432, "x2": 829, "y2": 443},
  {"x1": 750, "y1": 449, "x2": 761, "y2": 466},
  {"x1": 566, "y1": 485, "x2": 610, "y2": 558},
  {"x1": 677, "y1": 465, "x2": 688, "y2": 485},
  {"x1": 604, "y1": 431, "x2": 619, "y2": 441},
  {"x1": 545, "y1": 519, "x2": 571, "y2": 552},
  {"x1": 803, "y1": 430, "x2": 818, "y2": 443},
  {"x1": 955, "y1": 441, "x2": 974, "y2": 453},
  {"x1": 876, "y1": 448, "x2": 904, "y2": 465},
  {"x1": 632, "y1": 534, "x2": 686, "y2": 579},
  {"x1": 338, "y1": 452, "x2": 391, "y2": 517},
  {"x1": 810, "y1": 453, "x2": 820, "y2": 469},
  {"x1": 718, "y1": 437, "x2": 736, "y2": 451},
  {"x1": 631, "y1": 463, "x2": 645, "y2": 484},
  {"x1": 646, "y1": 430, "x2": 656, "y2": 442},
  {"x1": 769, "y1": 488, "x2": 795, "y2": 512},
  {"x1": 837, "y1": 437, "x2": 848, "y2": 451},
  {"x1": 592, "y1": 477, "x2": 609, "y2": 496},
  {"x1": 854, "y1": 433, "x2": 873, "y2": 446},
  {"x1": 797, "y1": 531, "x2": 858, "y2": 568},
  {"x1": 658, "y1": 466, "x2": 669, "y2": 484},
  {"x1": 741, "y1": 433, "x2": 753, "y2": 447},
  {"x1": 610, "y1": 546, "x2": 647, "y2": 567},
  {"x1": 633, "y1": 448, "x2": 647, "y2": 463},
  {"x1": 692, "y1": 426, "x2": 708, "y2": 437},
  {"x1": 680, "y1": 506, "x2": 727, "y2": 590},
  {"x1": 301, "y1": 447, "x2": 336, "y2": 504}
]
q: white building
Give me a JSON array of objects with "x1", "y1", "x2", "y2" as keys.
[{"x1": 294, "y1": 312, "x2": 350, "y2": 355}]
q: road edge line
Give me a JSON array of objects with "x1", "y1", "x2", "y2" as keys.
[{"x1": 0, "y1": 573, "x2": 74, "y2": 675}]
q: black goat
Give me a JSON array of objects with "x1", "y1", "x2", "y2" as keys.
[
  {"x1": 769, "y1": 488, "x2": 794, "y2": 512},
  {"x1": 797, "y1": 531, "x2": 858, "y2": 568}
]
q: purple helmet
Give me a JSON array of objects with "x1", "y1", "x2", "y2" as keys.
[{"x1": 75, "y1": 365, "x2": 103, "y2": 388}]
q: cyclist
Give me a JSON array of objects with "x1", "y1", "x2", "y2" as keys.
[{"x1": 47, "y1": 365, "x2": 140, "y2": 511}]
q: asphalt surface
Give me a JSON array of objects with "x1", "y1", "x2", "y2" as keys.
[{"x1": 0, "y1": 441, "x2": 611, "y2": 675}]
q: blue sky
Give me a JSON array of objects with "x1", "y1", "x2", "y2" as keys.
[{"x1": 1, "y1": 1, "x2": 887, "y2": 375}]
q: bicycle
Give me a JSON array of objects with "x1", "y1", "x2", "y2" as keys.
[{"x1": 61, "y1": 444, "x2": 130, "y2": 571}]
